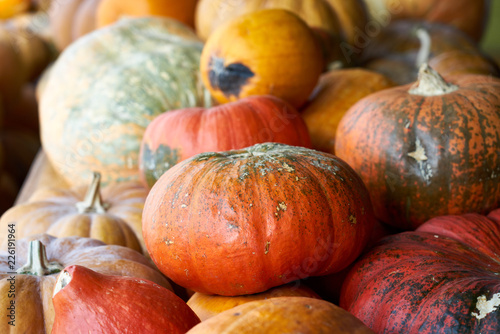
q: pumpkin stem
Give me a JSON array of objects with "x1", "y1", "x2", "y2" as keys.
[
  {"x1": 17, "y1": 240, "x2": 64, "y2": 276},
  {"x1": 76, "y1": 172, "x2": 109, "y2": 214},
  {"x1": 409, "y1": 63, "x2": 459, "y2": 96},
  {"x1": 415, "y1": 28, "x2": 431, "y2": 68}
]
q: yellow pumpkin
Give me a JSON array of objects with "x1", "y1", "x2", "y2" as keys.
[{"x1": 200, "y1": 9, "x2": 324, "y2": 108}]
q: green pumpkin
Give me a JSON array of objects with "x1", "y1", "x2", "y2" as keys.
[{"x1": 40, "y1": 17, "x2": 212, "y2": 188}]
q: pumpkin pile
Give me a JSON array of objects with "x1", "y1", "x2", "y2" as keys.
[{"x1": 1, "y1": 0, "x2": 500, "y2": 332}]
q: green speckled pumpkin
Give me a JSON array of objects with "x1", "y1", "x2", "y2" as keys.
[{"x1": 39, "y1": 17, "x2": 212, "y2": 188}]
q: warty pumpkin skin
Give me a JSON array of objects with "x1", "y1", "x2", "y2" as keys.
[
  {"x1": 335, "y1": 64, "x2": 500, "y2": 230},
  {"x1": 187, "y1": 282, "x2": 320, "y2": 321},
  {"x1": 0, "y1": 233, "x2": 172, "y2": 334},
  {"x1": 0, "y1": 172, "x2": 145, "y2": 253},
  {"x1": 363, "y1": 0, "x2": 488, "y2": 42},
  {"x1": 143, "y1": 142, "x2": 375, "y2": 296},
  {"x1": 96, "y1": 0, "x2": 198, "y2": 29},
  {"x1": 302, "y1": 68, "x2": 395, "y2": 154},
  {"x1": 340, "y1": 213, "x2": 500, "y2": 333},
  {"x1": 200, "y1": 9, "x2": 324, "y2": 109},
  {"x1": 187, "y1": 296, "x2": 375, "y2": 333},
  {"x1": 52, "y1": 265, "x2": 200, "y2": 334},
  {"x1": 139, "y1": 95, "x2": 311, "y2": 188},
  {"x1": 39, "y1": 17, "x2": 212, "y2": 189}
]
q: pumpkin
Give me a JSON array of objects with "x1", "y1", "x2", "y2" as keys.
[
  {"x1": 0, "y1": 172, "x2": 146, "y2": 253},
  {"x1": 0, "y1": 0, "x2": 30, "y2": 19},
  {"x1": 0, "y1": 233, "x2": 172, "y2": 333},
  {"x1": 363, "y1": 0, "x2": 488, "y2": 42},
  {"x1": 48, "y1": 0, "x2": 102, "y2": 51},
  {"x1": 194, "y1": 0, "x2": 342, "y2": 43},
  {"x1": 340, "y1": 213, "x2": 500, "y2": 333},
  {"x1": 139, "y1": 95, "x2": 311, "y2": 188},
  {"x1": 187, "y1": 282, "x2": 320, "y2": 321},
  {"x1": 301, "y1": 68, "x2": 395, "y2": 154},
  {"x1": 360, "y1": 21, "x2": 499, "y2": 85},
  {"x1": 52, "y1": 265, "x2": 200, "y2": 333},
  {"x1": 39, "y1": 17, "x2": 212, "y2": 189},
  {"x1": 200, "y1": 9, "x2": 324, "y2": 109},
  {"x1": 96, "y1": 0, "x2": 198, "y2": 29},
  {"x1": 334, "y1": 63, "x2": 500, "y2": 230},
  {"x1": 187, "y1": 296, "x2": 375, "y2": 333},
  {"x1": 143, "y1": 142, "x2": 375, "y2": 296}
]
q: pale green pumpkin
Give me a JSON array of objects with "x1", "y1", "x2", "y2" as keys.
[{"x1": 40, "y1": 17, "x2": 212, "y2": 188}]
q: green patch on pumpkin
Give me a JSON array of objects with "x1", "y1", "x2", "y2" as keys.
[{"x1": 142, "y1": 143, "x2": 181, "y2": 188}]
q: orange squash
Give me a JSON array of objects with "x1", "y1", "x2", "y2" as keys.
[
  {"x1": 0, "y1": 0, "x2": 30, "y2": 19},
  {"x1": 302, "y1": 68, "x2": 395, "y2": 154},
  {"x1": 200, "y1": 9, "x2": 324, "y2": 109},
  {"x1": 96, "y1": 0, "x2": 198, "y2": 29}
]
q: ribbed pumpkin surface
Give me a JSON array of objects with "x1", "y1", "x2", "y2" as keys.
[{"x1": 40, "y1": 17, "x2": 212, "y2": 188}]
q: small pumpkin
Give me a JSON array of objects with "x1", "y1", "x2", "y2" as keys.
[
  {"x1": 0, "y1": 234, "x2": 172, "y2": 333},
  {"x1": 363, "y1": 0, "x2": 488, "y2": 42},
  {"x1": 301, "y1": 68, "x2": 395, "y2": 154},
  {"x1": 39, "y1": 17, "x2": 212, "y2": 189},
  {"x1": 0, "y1": 172, "x2": 145, "y2": 253},
  {"x1": 96, "y1": 0, "x2": 198, "y2": 29},
  {"x1": 200, "y1": 9, "x2": 324, "y2": 109},
  {"x1": 340, "y1": 213, "x2": 500, "y2": 333},
  {"x1": 139, "y1": 95, "x2": 311, "y2": 188},
  {"x1": 52, "y1": 265, "x2": 200, "y2": 333},
  {"x1": 334, "y1": 63, "x2": 500, "y2": 230},
  {"x1": 187, "y1": 296, "x2": 375, "y2": 333},
  {"x1": 48, "y1": 0, "x2": 102, "y2": 51},
  {"x1": 187, "y1": 282, "x2": 320, "y2": 321},
  {"x1": 143, "y1": 142, "x2": 375, "y2": 296}
]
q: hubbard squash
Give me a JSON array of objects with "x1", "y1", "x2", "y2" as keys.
[
  {"x1": 363, "y1": 0, "x2": 488, "y2": 42},
  {"x1": 143, "y1": 143, "x2": 375, "y2": 296},
  {"x1": 187, "y1": 297, "x2": 375, "y2": 333},
  {"x1": 335, "y1": 63, "x2": 500, "y2": 230},
  {"x1": 0, "y1": 233, "x2": 172, "y2": 333},
  {"x1": 52, "y1": 265, "x2": 200, "y2": 334},
  {"x1": 139, "y1": 95, "x2": 311, "y2": 188},
  {"x1": 341, "y1": 213, "x2": 500, "y2": 333},
  {"x1": 200, "y1": 9, "x2": 324, "y2": 109},
  {"x1": 39, "y1": 17, "x2": 212, "y2": 189},
  {"x1": 302, "y1": 68, "x2": 395, "y2": 154},
  {"x1": 0, "y1": 172, "x2": 146, "y2": 253}
]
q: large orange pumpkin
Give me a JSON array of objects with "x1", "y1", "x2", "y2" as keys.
[
  {"x1": 139, "y1": 95, "x2": 311, "y2": 188},
  {"x1": 143, "y1": 142, "x2": 375, "y2": 296},
  {"x1": 200, "y1": 9, "x2": 324, "y2": 109},
  {"x1": 96, "y1": 0, "x2": 198, "y2": 29},
  {"x1": 335, "y1": 63, "x2": 500, "y2": 230}
]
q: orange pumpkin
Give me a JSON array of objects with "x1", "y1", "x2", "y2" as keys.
[
  {"x1": 96, "y1": 0, "x2": 198, "y2": 29},
  {"x1": 186, "y1": 297, "x2": 375, "y2": 333},
  {"x1": 0, "y1": 0, "x2": 30, "y2": 19},
  {"x1": 200, "y1": 9, "x2": 324, "y2": 109},
  {"x1": 302, "y1": 68, "x2": 395, "y2": 154},
  {"x1": 187, "y1": 282, "x2": 320, "y2": 321}
]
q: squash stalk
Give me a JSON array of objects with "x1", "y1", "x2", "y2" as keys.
[
  {"x1": 76, "y1": 172, "x2": 109, "y2": 214},
  {"x1": 17, "y1": 240, "x2": 63, "y2": 276},
  {"x1": 409, "y1": 63, "x2": 459, "y2": 96}
]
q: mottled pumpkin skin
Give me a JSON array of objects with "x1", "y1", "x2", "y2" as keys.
[
  {"x1": 335, "y1": 73, "x2": 500, "y2": 230},
  {"x1": 187, "y1": 282, "x2": 320, "y2": 321},
  {"x1": 200, "y1": 9, "x2": 324, "y2": 109},
  {"x1": 187, "y1": 296, "x2": 375, "y2": 334},
  {"x1": 139, "y1": 95, "x2": 311, "y2": 188},
  {"x1": 340, "y1": 214, "x2": 500, "y2": 333},
  {"x1": 302, "y1": 68, "x2": 394, "y2": 154},
  {"x1": 0, "y1": 234, "x2": 172, "y2": 334},
  {"x1": 363, "y1": 0, "x2": 488, "y2": 42},
  {"x1": 40, "y1": 17, "x2": 212, "y2": 189},
  {"x1": 143, "y1": 143, "x2": 375, "y2": 296}
]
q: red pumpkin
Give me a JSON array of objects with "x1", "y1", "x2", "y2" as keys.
[
  {"x1": 335, "y1": 64, "x2": 500, "y2": 230},
  {"x1": 340, "y1": 213, "x2": 500, "y2": 333},
  {"x1": 52, "y1": 265, "x2": 200, "y2": 333},
  {"x1": 139, "y1": 95, "x2": 311, "y2": 188},
  {"x1": 143, "y1": 142, "x2": 375, "y2": 296}
]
